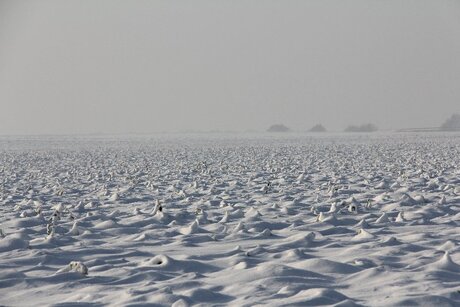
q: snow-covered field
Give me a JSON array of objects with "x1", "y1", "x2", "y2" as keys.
[{"x1": 1, "y1": 133, "x2": 460, "y2": 306}]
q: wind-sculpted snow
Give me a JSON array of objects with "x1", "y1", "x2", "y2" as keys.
[{"x1": 1, "y1": 133, "x2": 460, "y2": 306}]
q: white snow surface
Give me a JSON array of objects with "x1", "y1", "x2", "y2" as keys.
[{"x1": 1, "y1": 133, "x2": 460, "y2": 306}]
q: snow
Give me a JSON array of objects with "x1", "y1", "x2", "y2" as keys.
[{"x1": 0, "y1": 132, "x2": 460, "y2": 306}]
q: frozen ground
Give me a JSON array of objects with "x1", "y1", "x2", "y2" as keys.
[{"x1": 1, "y1": 133, "x2": 460, "y2": 306}]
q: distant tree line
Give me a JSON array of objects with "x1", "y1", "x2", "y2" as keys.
[
  {"x1": 266, "y1": 123, "x2": 380, "y2": 133},
  {"x1": 266, "y1": 113, "x2": 460, "y2": 133},
  {"x1": 344, "y1": 123, "x2": 378, "y2": 133}
]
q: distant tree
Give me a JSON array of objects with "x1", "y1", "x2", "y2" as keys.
[
  {"x1": 309, "y1": 124, "x2": 326, "y2": 132},
  {"x1": 441, "y1": 114, "x2": 460, "y2": 131},
  {"x1": 267, "y1": 124, "x2": 290, "y2": 133},
  {"x1": 344, "y1": 123, "x2": 378, "y2": 132}
]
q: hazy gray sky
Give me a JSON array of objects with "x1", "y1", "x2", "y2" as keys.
[{"x1": 1, "y1": 0, "x2": 459, "y2": 134}]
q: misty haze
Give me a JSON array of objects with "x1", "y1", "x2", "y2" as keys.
[
  {"x1": 1, "y1": 0, "x2": 460, "y2": 134},
  {"x1": 1, "y1": 1, "x2": 460, "y2": 306}
]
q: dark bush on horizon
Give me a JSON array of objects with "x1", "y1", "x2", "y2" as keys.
[
  {"x1": 441, "y1": 114, "x2": 460, "y2": 131},
  {"x1": 267, "y1": 124, "x2": 290, "y2": 132},
  {"x1": 309, "y1": 124, "x2": 326, "y2": 132}
]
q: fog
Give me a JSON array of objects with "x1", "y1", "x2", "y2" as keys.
[{"x1": 1, "y1": 0, "x2": 459, "y2": 135}]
